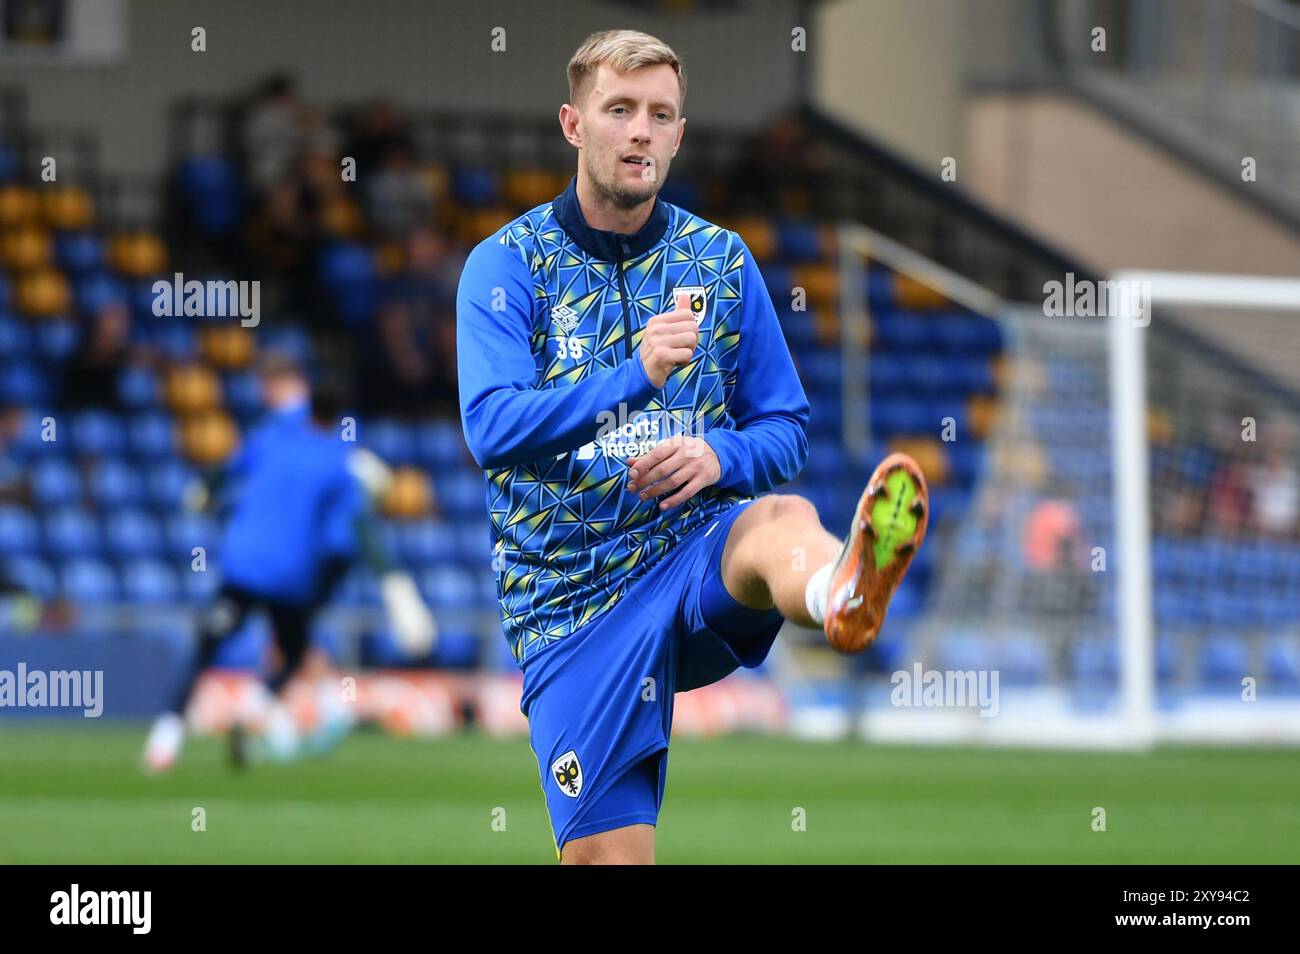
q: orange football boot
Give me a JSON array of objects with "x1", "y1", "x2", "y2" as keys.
[{"x1": 824, "y1": 452, "x2": 929, "y2": 653}]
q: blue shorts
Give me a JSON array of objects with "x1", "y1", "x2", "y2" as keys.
[{"x1": 519, "y1": 499, "x2": 785, "y2": 854}]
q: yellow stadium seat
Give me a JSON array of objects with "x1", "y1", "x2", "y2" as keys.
[
  {"x1": 0, "y1": 185, "x2": 39, "y2": 228},
  {"x1": 728, "y1": 217, "x2": 776, "y2": 262},
  {"x1": 165, "y1": 363, "x2": 222, "y2": 416},
  {"x1": 967, "y1": 394, "x2": 1002, "y2": 440},
  {"x1": 181, "y1": 411, "x2": 239, "y2": 466},
  {"x1": 793, "y1": 262, "x2": 838, "y2": 311},
  {"x1": 889, "y1": 436, "x2": 950, "y2": 486},
  {"x1": 1148, "y1": 407, "x2": 1175, "y2": 446},
  {"x1": 382, "y1": 467, "x2": 434, "y2": 518},
  {"x1": 109, "y1": 231, "x2": 168, "y2": 277},
  {"x1": 419, "y1": 163, "x2": 450, "y2": 202},
  {"x1": 16, "y1": 267, "x2": 71, "y2": 317},
  {"x1": 374, "y1": 239, "x2": 405, "y2": 277},
  {"x1": 198, "y1": 324, "x2": 256, "y2": 371},
  {"x1": 812, "y1": 307, "x2": 841, "y2": 347},
  {"x1": 504, "y1": 169, "x2": 559, "y2": 210},
  {"x1": 320, "y1": 195, "x2": 365, "y2": 239},
  {"x1": 894, "y1": 273, "x2": 950, "y2": 310},
  {"x1": 2, "y1": 226, "x2": 52, "y2": 270},
  {"x1": 41, "y1": 186, "x2": 94, "y2": 230}
]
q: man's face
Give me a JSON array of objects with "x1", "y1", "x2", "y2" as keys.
[{"x1": 569, "y1": 63, "x2": 685, "y2": 210}]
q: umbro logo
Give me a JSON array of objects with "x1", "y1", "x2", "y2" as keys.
[{"x1": 550, "y1": 303, "x2": 580, "y2": 335}]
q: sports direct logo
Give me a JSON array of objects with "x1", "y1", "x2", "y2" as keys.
[
  {"x1": 50, "y1": 884, "x2": 151, "y2": 934},
  {"x1": 577, "y1": 415, "x2": 661, "y2": 460}
]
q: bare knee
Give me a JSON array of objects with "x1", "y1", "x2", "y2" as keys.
[
  {"x1": 560, "y1": 825, "x2": 655, "y2": 865},
  {"x1": 750, "y1": 493, "x2": 820, "y2": 527}
]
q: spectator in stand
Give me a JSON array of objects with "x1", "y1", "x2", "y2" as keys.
[
  {"x1": 1249, "y1": 427, "x2": 1299, "y2": 539},
  {"x1": 62, "y1": 290, "x2": 133, "y2": 409},
  {"x1": 362, "y1": 141, "x2": 432, "y2": 239},
  {"x1": 241, "y1": 74, "x2": 307, "y2": 196},
  {"x1": 357, "y1": 223, "x2": 459, "y2": 414}
]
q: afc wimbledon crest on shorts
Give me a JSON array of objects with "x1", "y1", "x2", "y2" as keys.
[{"x1": 552, "y1": 750, "x2": 583, "y2": 797}]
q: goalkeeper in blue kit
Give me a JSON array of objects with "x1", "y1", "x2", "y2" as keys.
[{"x1": 456, "y1": 29, "x2": 928, "y2": 863}]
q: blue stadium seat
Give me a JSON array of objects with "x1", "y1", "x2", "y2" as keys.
[
  {"x1": 318, "y1": 243, "x2": 379, "y2": 327},
  {"x1": 72, "y1": 409, "x2": 127, "y2": 457},
  {"x1": 396, "y1": 519, "x2": 459, "y2": 564},
  {"x1": 32, "y1": 459, "x2": 82, "y2": 507},
  {"x1": 257, "y1": 324, "x2": 313, "y2": 363},
  {"x1": 430, "y1": 627, "x2": 481, "y2": 669},
  {"x1": 414, "y1": 418, "x2": 468, "y2": 468},
  {"x1": 128, "y1": 411, "x2": 177, "y2": 460},
  {"x1": 774, "y1": 220, "x2": 822, "y2": 262},
  {"x1": 364, "y1": 418, "x2": 416, "y2": 465},
  {"x1": 55, "y1": 231, "x2": 105, "y2": 274},
  {"x1": 74, "y1": 273, "x2": 128, "y2": 314},
  {"x1": 0, "y1": 313, "x2": 33, "y2": 360},
  {"x1": 164, "y1": 512, "x2": 217, "y2": 559},
  {"x1": 452, "y1": 167, "x2": 499, "y2": 208},
  {"x1": 60, "y1": 557, "x2": 118, "y2": 603},
  {"x1": 116, "y1": 364, "x2": 159, "y2": 410},
  {"x1": 174, "y1": 156, "x2": 243, "y2": 237},
  {"x1": 3, "y1": 555, "x2": 56, "y2": 600},
  {"x1": 0, "y1": 362, "x2": 50, "y2": 404},
  {"x1": 223, "y1": 370, "x2": 263, "y2": 417},
  {"x1": 147, "y1": 460, "x2": 195, "y2": 510},
  {"x1": 658, "y1": 177, "x2": 699, "y2": 211},
  {"x1": 1265, "y1": 637, "x2": 1300, "y2": 688},
  {"x1": 44, "y1": 507, "x2": 102, "y2": 558},
  {"x1": 103, "y1": 509, "x2": 164, "y2": 560},
  {"x1": 437, "y1": 471, "x2": 487, "y2": 519},
  {"x1": 456, "y1": 520, "x2": 494, "y2": 568},
  {"x1": 0, "y1": 506, "x2": 41, "y2": 555},
  {"x1": 120, "y1": 558, "x2": 180, "y2": 603},
  {"x1": 1198, "y1": 638, "x2": 1250, "y2": 685},
  {"x1": 420, "y1": 566, "x2": 478, "y2": 610},
  {"x1": 90, "y1": 459, "x2": 146, "y2": 508},
  {"x1": 182, "y1": 565, "x2": 221, "y2": 603}
]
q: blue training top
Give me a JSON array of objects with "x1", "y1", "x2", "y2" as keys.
[{"x1": 457, "y1": 177, "x2": 810, "y2": 664}]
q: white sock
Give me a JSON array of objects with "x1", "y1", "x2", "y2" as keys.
[
  {"x1": 145, "y1": 712, "x2": 185, "y2": 762},
  {"x1": 804, "y1": 561, "x2": 835, "y2": 625},
  {"x1": 263, "y1": 703, "x2": 300, "y2": 761}
]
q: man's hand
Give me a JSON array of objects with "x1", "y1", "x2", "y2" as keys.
[
  {"x1": 626, "y1": 435, "x2": 722, "y2": 511},
  {"x1": 638, "y1": 303, "x2": 699, "y2": 388}
]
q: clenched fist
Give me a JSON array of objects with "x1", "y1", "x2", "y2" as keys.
[{"x1": 638, "y1": 303, "x2": 699, "y2": 388}]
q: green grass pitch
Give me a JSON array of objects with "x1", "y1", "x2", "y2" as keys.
[{"x1": 1, "y1": 725, "x2": 1297, "y2": 863}]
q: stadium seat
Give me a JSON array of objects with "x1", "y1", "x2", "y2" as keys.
[
  {"x1": 116, "y1": 364, "x2": 159, "y2": 410},
  {"x1": 0, "y1": 506, "x2": 41, "y2": 555},
  {"x1": 4, "y1": 555, "x2": 56, "y2": 600},
  {"x1": 32, "y1": 459, "x2": 82, "y2": 508},
  {"x1": 60, "y1": 556, "x2": 118, "y2": 603},
  {"x1": 120, "y1": 559, "x2": 180, "y2": 603},
  {"x1": 43, "y1": 509, "x2": 101, "y2": 561},
  {"x1": 72, "y1": 409, "x2": 128, "y2": 457},
  {"x1": 420, "y1": 565, "x2": 479, "y2": 610},
  {"x1": 89, "y1": 459, "x2": 146, "y2": 509},
  {"x1": 55, "y1": 231, "x2": 105, "y2": 274},
  {"x1": 103, "y1": 509, "x2": 164, "y2": 560},
  {"x1": 0, "y1": 313, "x2": 33, "y2": 360},
  {"x1": 128, "y1": 411, "x2": 177, "y2": 460}
]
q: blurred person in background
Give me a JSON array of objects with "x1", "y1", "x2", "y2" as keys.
[
  {"x1": 1249, "y1": 425, "x2": 1299, "y2": 539},
  {"x1": 61, "y1": 291, "x2": 133, "y2": 409},
  {"x1": 359, "y1": 223, "x2": 459, "y2": 414},
  {"x1": 241, "y1": 74, "x2": 308, "y2": 196},
  {"x1": 362, "y1": 141, "x2": 433, "y2": 239},
  {"x1": 142, "y1": 353, "x2": 436, "y2": 773}
]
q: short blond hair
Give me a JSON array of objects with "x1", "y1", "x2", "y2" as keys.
[{"x1": 567, "y1": 29, "x2": 686, "y2": 112}]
